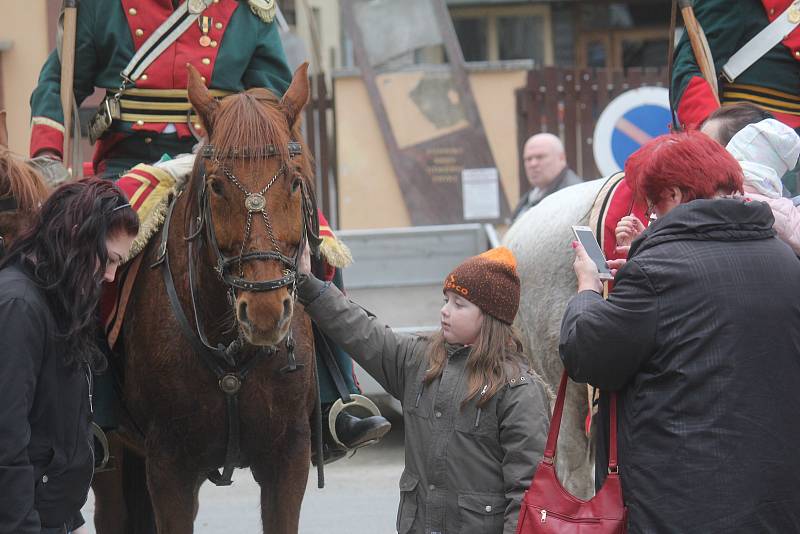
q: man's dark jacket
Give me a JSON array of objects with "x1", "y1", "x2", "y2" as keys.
[
  {"x1": 560, "y1": 199, "x2": 800, "y2": 533},
  {"x1": 511, "y1": 167, "x2": 582, "y2": 222},
  {"x1": 0, "y1": 264, "x2": 94, "y2": 533}
]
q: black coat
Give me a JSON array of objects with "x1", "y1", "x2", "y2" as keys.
[
  {"x1": 560, "y1": 199, "x2": 800, "y2": 533},
  {"x1": 0, "y1": 264, "x2": 94, "y2": 533}
]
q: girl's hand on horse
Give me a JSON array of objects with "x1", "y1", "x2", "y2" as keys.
[
  {"x1": 571, "y1": 241, "x2": 603, "y2": 294},
  {"x1": 615, "y1": 215, "x2": 645, "y2": 247},
  {"x1": 298, "y1": 243, "x2": 311, "y2": 275}
]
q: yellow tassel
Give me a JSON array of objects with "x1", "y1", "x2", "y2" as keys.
[{"x1": 318, "y1": 235, "x2": 353, "y2": 269}]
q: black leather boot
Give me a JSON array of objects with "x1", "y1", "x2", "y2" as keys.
[{"x1": 334, "y1": 411, "x2": 392, "y2": 449}]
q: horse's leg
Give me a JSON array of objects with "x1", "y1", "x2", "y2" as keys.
[
  {"x1": 251, "y1": 421, "x2": 311, "y2": 534},
  {"x1": 145, "y1": 450, "x2": 200, "y2": 534},
  {"x1": 92, "y1": 436, "x2": 127, "y2": 534}
]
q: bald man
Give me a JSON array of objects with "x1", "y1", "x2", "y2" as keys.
[{"x1": 512, "y1": 133, "x2": 583, "y2": 221}]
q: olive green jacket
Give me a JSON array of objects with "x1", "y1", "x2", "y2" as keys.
[{"x1": 299, "y1": 275, "x2": 550, "y2": 534}]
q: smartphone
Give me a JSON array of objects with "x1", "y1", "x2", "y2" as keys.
[{"x1": 571, "y1": 226, "x2": 614, "y2": 280}]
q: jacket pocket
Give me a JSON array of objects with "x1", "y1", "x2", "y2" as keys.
[
  {"x1": 396, "y1": 470, "x2": 419, "y2": 534},
  {"x1": 457, "y1": 492, "x2": 506, "y2": 534}
]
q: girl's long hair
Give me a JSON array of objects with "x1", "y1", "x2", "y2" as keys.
[
  {"x1": 424, "y1": 314, "x2": 526, "y2": 408},
  {"x1": 0, "y1": 178, "x2": 139, "y2": 370}
]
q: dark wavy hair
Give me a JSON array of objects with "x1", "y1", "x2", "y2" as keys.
[{"x1": 0, "y1": 178, "x2": 139, "y2": 370}]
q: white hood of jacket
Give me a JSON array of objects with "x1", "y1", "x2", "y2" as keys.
[{"x1": 726, "y1": 118, "x2": 800, "y2": 199}]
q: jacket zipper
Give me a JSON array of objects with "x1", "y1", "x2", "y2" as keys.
[
  {"x1": 415, "y1": 382, "x2": 425, "y2": 407},
  {"x1": 474, "y1": 385, "x2": 488, "y2": 427}
]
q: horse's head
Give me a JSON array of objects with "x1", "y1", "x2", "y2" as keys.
[
  {"x1": 187, "y1": 63, "x2": 316, "y2": 347},
  {"x1": 0, "y1": 115, "x2": 51, "y2": 254}
]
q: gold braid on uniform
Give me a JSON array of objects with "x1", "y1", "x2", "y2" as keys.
[{"x1": 248, "y1": 0, "x2": 277, "y2": 23}]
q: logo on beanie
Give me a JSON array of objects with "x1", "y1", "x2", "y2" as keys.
[{"x1": 444, "y1": 274, "x2": 469, "y2": 296}]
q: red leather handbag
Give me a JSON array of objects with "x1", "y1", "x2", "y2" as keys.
[{"x1": 516, "y1": 371, "x2": 627, "y2": 533}]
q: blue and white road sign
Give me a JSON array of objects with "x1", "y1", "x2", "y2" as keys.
[{"x1": 593, "y1": 87, "x2": 671, "y2": 176}]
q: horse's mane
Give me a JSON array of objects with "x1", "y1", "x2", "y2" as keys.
[
  {"x1": 208, "y1": 88, "x2": 314, "y2": 185},
  {"x1": 0, "y1": 147, "x2": 50, "y2": 212}
]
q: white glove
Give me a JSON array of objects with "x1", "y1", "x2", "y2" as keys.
[{"x1": 153, "y1": 153, "x2": 195, "y2": 184}]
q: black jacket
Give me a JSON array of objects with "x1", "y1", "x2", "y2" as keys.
[
  {"x1": 0, "y1": 264, "x2": 94, "y2": 533},
  {"x1": 560, "y1": 199, "x2": 800, "y2": 533}
]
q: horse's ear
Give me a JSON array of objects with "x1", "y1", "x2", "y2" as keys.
[
  {"x1": 0, "y1": 110, "x2": 8, "y2": 148},
  {"x1": 280, "y1": 63, "x2": 309, "y2": 128},
  {"x1": 187, "y1": 65, "x2": 219, "y2": 135}
]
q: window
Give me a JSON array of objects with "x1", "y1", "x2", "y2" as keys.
[
  {"x1": 577, "y1": 29, "x2": 669, "y2": 69},
  {"x1": 450, "y1": 5, "x2": 553, "y2": 65}
]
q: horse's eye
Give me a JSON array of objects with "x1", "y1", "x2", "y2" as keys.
[
  {"x1": 209, "y1": 178, "x2": 225, "y2": 196},
  {"x1": 291, "y1": 178, "x2": 302, "y2": 193}
]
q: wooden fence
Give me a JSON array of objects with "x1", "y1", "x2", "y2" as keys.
[
  {"x1": 303, "y1": 72, "x2": 338, "y2": 224},
  {"x1": 515, "y1": 66, "x2": 668, "y2": 188}
]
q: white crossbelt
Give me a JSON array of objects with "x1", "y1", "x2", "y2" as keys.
[
  {"x1": 722, "y1": 0, "x2": 800, "y2": 83},
  {"x1": 122, "y1": 0, "x2": 214, "y2": 84}
]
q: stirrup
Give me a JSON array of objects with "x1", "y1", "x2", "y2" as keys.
[{"x1": 326, "y1": 394, "x2": 382, "y2": 450}]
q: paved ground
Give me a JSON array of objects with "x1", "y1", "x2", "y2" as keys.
[{"x1": 80, "y1": 407, "x2": 405, "y2": 533}]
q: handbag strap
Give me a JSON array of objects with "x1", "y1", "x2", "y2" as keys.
[{"x1": 544, "y1": 370, "x2": 619, "y2": 474}]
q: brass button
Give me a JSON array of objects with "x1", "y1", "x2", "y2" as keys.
[
  {"x1": 795, "y1": 50, "x2": 800, "y2": 58},
  {"x1": 194, "y1": 123, "x2": 202, "y2": 130},
  {"x1": 140, "y1": 73, "x2": 148, "y2": 80},
  {"x1": 202, "y1": 58, "x2": 211, "y2": 65},
  {"x1": 215, "y1": 22, "x2": 223, "y2": 30},
  {"x1": 128, "y1": 7, "x2": 137, "y2": 15},
  {"x1": 144, "y1": 137, "x2": 152, "y2": 144},
  {"x1": 210, "y1": 40, "x2": 218, "y2": 48},
  {"x1": 200, "y1": 76, "x2": 207, "y2": 83},
  {"x1": 136, "y1": 120, "x2": 144, "y2": 126},
  {"x1": 135, "y1": 28, "x2": 144, "y2": 37},
  {"x1": 770, "y1": 7, "x2": 775, "y2": 15}
]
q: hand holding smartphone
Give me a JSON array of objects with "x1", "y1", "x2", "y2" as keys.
[{"x1": 572, "y1": 226, "x2": 614, "y2": 280}]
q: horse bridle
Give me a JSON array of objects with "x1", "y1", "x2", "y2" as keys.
[
  {"x1": 194, "y1": 141, "x2": 321, "y2": 294},
  {"x1": 153, "y1": 140, "x2": 321, "y2": 486}
]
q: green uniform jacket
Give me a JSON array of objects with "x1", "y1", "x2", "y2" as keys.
[
  {"x1": 671, "y1": 0, "x2": 800, "y2": 129},
  {"x1": 299, "y1": 275, "x2": 551, "y2": 534},
  {"x1": 29, "y1": 0, "x2": 292, "y2": 166}
]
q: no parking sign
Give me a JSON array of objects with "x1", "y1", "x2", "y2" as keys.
[{"x1": 593, "y1": 87, "x2": 671, "y2": 176}]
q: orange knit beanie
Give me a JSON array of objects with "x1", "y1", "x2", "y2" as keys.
[{"x1": 443, "y1": 246, "x2": 520, "y2": 324}]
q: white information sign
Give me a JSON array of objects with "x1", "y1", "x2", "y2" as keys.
[{"x1": 462, "y1": 167, "x2": 500, "y2": 220}]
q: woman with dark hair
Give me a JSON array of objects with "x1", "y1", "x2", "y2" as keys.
[
  {"x1": 561, "y1": 131, "x2": 800, "y2": 531},
  {"x1": 0, "y1": 178, "x2": 138, "y2": 534}
]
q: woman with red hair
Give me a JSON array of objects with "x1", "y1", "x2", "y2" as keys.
[{"x1": 560, "y1": 131, "x2": 800, "y2": 531}]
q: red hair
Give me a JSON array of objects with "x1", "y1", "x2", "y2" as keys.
[{"x1": 624, "y1": 130, "x2": 744, "y2": 204}]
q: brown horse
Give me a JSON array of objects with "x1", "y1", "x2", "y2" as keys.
[{"x1": 92, "y1": 64, "x2": 318, "y2": 533}]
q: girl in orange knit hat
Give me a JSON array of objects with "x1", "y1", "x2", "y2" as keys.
[{"x1": 298, "y1": 246, "x2": 550, "y2": 534}]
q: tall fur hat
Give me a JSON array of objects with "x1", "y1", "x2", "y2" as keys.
[{"x1": 443, "y1": 246, "x2": 520, "y2": 324}]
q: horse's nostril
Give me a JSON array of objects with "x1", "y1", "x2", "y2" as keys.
[
  {"x1": 238, "y1": 301, "x2": 249, "y2": 324},
  {"x1": 282, "y1": 297, "x2": 292, "y2": 319}
]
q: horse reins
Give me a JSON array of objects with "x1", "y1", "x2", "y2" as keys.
[{"x1": 153, "y1": 140, "x2": 320, "y2": 486}]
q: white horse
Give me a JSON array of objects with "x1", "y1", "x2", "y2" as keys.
[{"x1": 503, "y1": 178, "x2": 608, "y2": 499}]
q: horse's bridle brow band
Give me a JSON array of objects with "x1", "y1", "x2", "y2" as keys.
[{"x1": 199, "y1": 142, "x2": 302, "y2": 160}]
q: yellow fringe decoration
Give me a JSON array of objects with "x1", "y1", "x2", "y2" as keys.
[
  {"x1": 121, "y1": 164, "x2": 181, "y2": 263},
  {"x1": 248, "y1": 0, "x2": 276, "y2": 23},
  {"x1": 319, "y1": 235, "x2": 353, "y2": 269}
]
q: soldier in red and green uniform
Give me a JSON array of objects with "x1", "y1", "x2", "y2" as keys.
[
  {"x1": 29, "y1": 0, "x2": 389, "y2": 456},
  {"x1": 672, "y1": 0, "x2": 800, "y2": 131},
  {"x1": 30, "y1": 0, "x2": 292, "y2": 178},
  {"x1": 671, "y1": 0, "x2": 800, "y2": 194}
]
